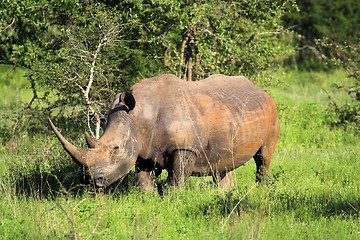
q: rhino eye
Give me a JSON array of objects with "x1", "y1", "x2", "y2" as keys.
[{"x1": 111, "y1": 146, "x2": 120, "y2": 154}]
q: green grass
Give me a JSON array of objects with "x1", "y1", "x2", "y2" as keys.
[
  {"x1": 0, "y1": 64, "x2": 31, "y2": 106},
  {"x1": 0, "y1": 66, "x2": 359, "y2": 239}
]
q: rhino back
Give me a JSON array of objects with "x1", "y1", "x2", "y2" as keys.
[{"x1": 130, "y1": 74, "x2": 278, "y2": 173}]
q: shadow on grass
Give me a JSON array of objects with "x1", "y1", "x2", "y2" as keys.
[
  {"x1": 11, "y1": 165, "x2": 137, "y2": 199},
  {"x1": 198, "y1": 187, "x2": 359, "y2": 220},
  {"x1": 8, "y1": 160, "x2": 359, "y2": 220},
  {"x1": 272, "y1": 190, "x2": 360, "y2": 219}
]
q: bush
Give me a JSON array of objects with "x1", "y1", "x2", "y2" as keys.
[
  {"x1": 1, "y1": 0, "x2": 297, "y2": 136},
  {"x1": 326, "y1": 97, "x2": 360, "y2": 131},
  {"x1": 283, "y1": 0, "x2": 360, "y2": 70}
]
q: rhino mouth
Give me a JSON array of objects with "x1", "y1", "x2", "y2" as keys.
[
  {"x1": 90, "y1": 164, "x2": 132, "y2": 187},
  {"x1": 87, "y1": 168, "x2": 109, "y2": 187},
  {"x1": 89, "y1": 172, "x2": 110, "y2": 187},
  {"x1": 91, "y1": 174, "x2": 125, "y2": 187}
]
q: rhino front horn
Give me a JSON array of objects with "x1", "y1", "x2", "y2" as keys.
[{"x1": 48, "y1": 118, "x2": 89, "y2": 166}]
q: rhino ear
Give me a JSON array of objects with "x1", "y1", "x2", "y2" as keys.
[{"x1": 120, "y1": 91, "x2": 136, "y2": 111}]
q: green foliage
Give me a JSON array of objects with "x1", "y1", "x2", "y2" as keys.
[
  {"x1": 0, "y1": 65, "x2": 32, "y2": 142},
  {"x1": 286, "y1": 0, "x2": 360, "y2": 44},
  {"x1": 0, "y1": 0, "x2": 83, "y2": 67},
  {"x1": 1, "y1": 0, "x2": 297, "y2": 135},
  {"x1": 326, "y1": 101, "x2": 360, "y2": 131},
  {"x1": 282, "y1": 1, "x2": 359, "y2": 129},
  {"x1": 283, "y1": 0, "x2": 360, "y2": 69},
  {"x1": 320, "y1": 40, "x2": 360, "y2": 131},
  {"x1": 124, "y1": 0, "x2": 297, "y2": 80},
  {"x1": 28, "y1": 3, "x2": 146, "y2": 135},
  {"x1": 269, "y1": 70, "x2": 359, "y2": 150}
]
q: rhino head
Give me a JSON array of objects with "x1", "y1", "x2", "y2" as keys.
[{"x1": 49, "y1": 92, "x2": 139, "y2": 187}]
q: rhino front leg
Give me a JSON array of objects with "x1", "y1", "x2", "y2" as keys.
[
  {"x1": 167, "y1": 150, "x2": 196, "y2": 186},
  {"x1": 135, "y1": 159, "x2": 157, "y2": 191},
  {"x1": 136, "y1": 171, "x2": 155, "y2": 191},
  {"x1": 213, "y1": 171, "x2": 234, "y2": 190}
]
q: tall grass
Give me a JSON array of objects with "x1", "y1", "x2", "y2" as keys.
[{"x1": 0, "y1": 67, "x2": 359, "y2": 239}]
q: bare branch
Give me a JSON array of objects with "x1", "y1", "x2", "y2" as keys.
[
  {"x1": 179, "y1": 35, "x2": 189, "y2": 79},
  {"x1": 307, "y1": 45, "x2": 328, "y2": 60},
  {"x1": 162, "y1": 43, "x2": 176, "y2": 72},
  {"x1": 1, "y1": 18, "x2": 15, "y2": 33},
  {"x1": 69, "y1": 76, "x2": 86, "y2": 94},
  {"x1": 322, "y1": 88, "x2": 338, "y2": 110},
  {"x1": 186, "y1": 57, "x2": 193, "y2": 82},
  {"x1": 86, "y1": 107, "x2": 101, "y2": 139},
  {"x1": 256, "y1": 25, "x2": 298, "y2": 37},
  {"x1": 83, "y1": 33, "x2": 110, "y2": 138}
]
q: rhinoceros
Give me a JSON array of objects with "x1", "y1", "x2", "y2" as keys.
[{"x1": 49, "y1": 74, "x2": 280, "y2": 190}]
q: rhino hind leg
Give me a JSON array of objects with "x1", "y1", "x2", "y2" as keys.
[
  {"x1": 166, "y1": 150, "x2": 196, "y2": 186},
  {"x1": 254, "y1": 140, "x2": 278, "y2": 183},
  {"x1": 253, "y1": 148, "x2": 270, "y2": 183},
  {"x1": 254, "y1": 119, "x2": 280, "y2": 183}
]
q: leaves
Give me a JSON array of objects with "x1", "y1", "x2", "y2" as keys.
[{"x1": 1, "y1": 0, "x2": 297, "y2": 134}]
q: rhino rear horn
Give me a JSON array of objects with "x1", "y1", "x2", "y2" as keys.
[
  {"x1": 84, "y1": 132, "x2": 98, "y2": 148},
  {"x1": 48, "y1": 118, "x2": 89, "y2": 166}
]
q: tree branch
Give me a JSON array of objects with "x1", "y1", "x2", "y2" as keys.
[
  {"x1": 84, "y1": 34, "x2": 108, "y2": 138},
  {"x1": 162, "y1": 43, "x2": 176, "y2": 72},
  {"x1": 256, "y1": 25, "x2": 298, "y2": 37},
  {"x1": 179, "y1": 35, "x2": 189, "y2": 79},
  {"x1": 1, "y1": 18, "x2": 15, "y2": 33}
]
